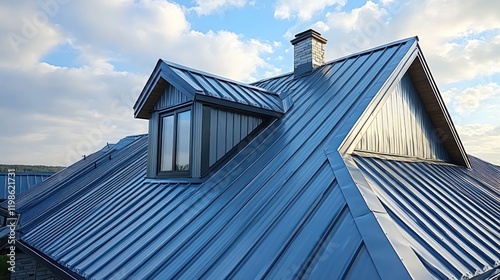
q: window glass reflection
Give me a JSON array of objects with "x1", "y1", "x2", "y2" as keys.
[
  {"x1": 160, "y1": 115, "x2": 174, "y2": 171},
  {"x1": 176, "y1": 111, "x2": 191, "y2": 171}
]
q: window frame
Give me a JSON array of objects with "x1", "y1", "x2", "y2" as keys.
[{"x1": 157, "y1": 105, "x2": 192, "y2": 178}]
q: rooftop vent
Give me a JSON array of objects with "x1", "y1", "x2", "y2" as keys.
[{"x1": 290, "y1": 29, "x2": 327, "y2": 77}]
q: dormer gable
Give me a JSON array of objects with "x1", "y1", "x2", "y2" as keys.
[{"x1": 133, "y1": 60, "x2": 292, "y2": 179}]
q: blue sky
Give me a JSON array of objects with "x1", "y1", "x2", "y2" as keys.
[{"x1": 1, "y1": 0, "x2": 500, "y2": 165}]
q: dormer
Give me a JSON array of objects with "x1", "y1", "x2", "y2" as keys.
[{"x1": 134, "y1": 60, "x2": 292, "y2": 179}]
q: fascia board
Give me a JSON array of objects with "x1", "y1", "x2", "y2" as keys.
[
  {"x1": 412, "y1": 47, "x2": 471, "y2": 168},
  {"x1": 134, "y1": 61, "x2": 197, "y2": 119},
  {"x1": 194, "y1": 95, "x2": 284, "y2": 118},
  {"x1": 133, "y1": 59, "x2": 163, "y2": 115}
]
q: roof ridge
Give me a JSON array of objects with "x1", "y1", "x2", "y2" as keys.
[
  {"x1": 252, "y1": 36, "x2": 418, "y2": 85},
  {"x1": 161, "y1": 59, "x2": 280, "y2": 96},
  {"x1": 324, "y1": 36, "x2": 418, "y2": 67}
]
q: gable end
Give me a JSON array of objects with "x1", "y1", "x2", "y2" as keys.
[{"x1": 343, "y1": 44, "x2": 470, "y2": 168}]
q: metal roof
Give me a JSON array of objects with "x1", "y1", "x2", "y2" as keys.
[
  {"x1": 5, "y1": 36, "x2": 499, "y2": 279},
  {"x1": 134, "y1": 60, "x2": 287, "y2": 119},
  {"x1": 353, "y1": 155, "x2": 500, "y2": 279},
  {"x1": 0, "y1": 172, "x2": 53, "y2": 200}
]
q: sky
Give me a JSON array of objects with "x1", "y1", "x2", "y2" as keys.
[{"x1": 1, "y1": 0, "x2": 499, "y2": 166}]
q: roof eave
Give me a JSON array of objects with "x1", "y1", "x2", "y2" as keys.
[
  {"x1": 194, "y1": 94, "x2": 284, "y2": 118},
  {"x1": 17, "y1": 240, "x2": 85, "y2": 280}
]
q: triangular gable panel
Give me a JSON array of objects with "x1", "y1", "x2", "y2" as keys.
[
  {"x1": 205, "y1": 106, "x2": 264, "y2": 167},
  {"x1": 154, "y1": 83, "x2": 192, "y2": 111},
  {"x1": 354, "y1": 72, "x2": 452, "y2": 162}
]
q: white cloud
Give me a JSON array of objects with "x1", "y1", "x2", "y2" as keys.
[
  {"x1": 274, "y1": 0, "x2": 346, "y2": 21},
  {"x1": 42, "y1": 0, "x2": 274, "y2": 81},
  {"x1": 327, "y1": 1, "x2": 386, "y2": 31},
  {"x1": 0, "y1": 1, "x2": 64, "y2": 66},
  {"x1": 456, "y1": 124, "x2": 496, "y2": 137},
  {"x1": 444, "y1": 83, "x2": 500, "y2": 115},
  {"x1": 0, "y1": 0, "x2": 276, "y2": 165},
  {"x1": 428, "y1": 35, "x2": 500, "y2": 83},
  {"x1": 192, "y1": 0, "x2": 247, "y2": 15},
  {"x1": 323, "y1": 0, "x2": 390, "y2": 55},
  {"x1": 0, "y1": 62, "x2": 147, "y2": 166},
  {"x1": 455, "y1": 124, "x2": 500, "y2": 165},
  {"x1": 179, "y1": 31, "x2": 273, "y2": 82},
  {"x1": 312, "y1": 21, "x2": 330, "y2": 32},
  {"x1": 313, "y1": 0, "x2": 500, "y2": 82}
]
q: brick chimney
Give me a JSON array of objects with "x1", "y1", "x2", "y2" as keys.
[{"x1": 290, "y1": 29, "x2": 327, "y2": 77}]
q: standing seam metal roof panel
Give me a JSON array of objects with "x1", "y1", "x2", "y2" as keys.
[
  {"x1": 161, "y1": 61, "x2": 285, "y2": 113},
  {"x1": 17, "y1": 38, "x2": 416, "y2": 279},
  {"x1": 8, "y1": 37, "x2": 498, "y2": 280},
  {"x1": 353, "y1": 155, "x2": 500, "y2": 279}
]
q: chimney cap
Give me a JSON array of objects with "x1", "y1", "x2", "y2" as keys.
[{"x1": 290, "y1": 29, "x2": 327, "y2": 45}]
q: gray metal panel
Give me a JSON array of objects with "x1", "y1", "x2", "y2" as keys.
[
  {"x1": 209, "y1": 108, "x2": 218, "y2": 166},
  {"x1": 154, "y1": 83, "x2": 190, "y2": 111},
  {"x1": 207, "y1": 106, "x2": 263, "y2": 167},
  {"x1": 215, "y1": 109, "x2": 226, "y2": 162},
  {"x1": 6, "y1": 37, "x2": 498, "y2": 280},
  {"x1": 147, "y1": 111, "x2": 159, "y2": 178},
  {"x1": 191, "y1": 102, "x2": 203, "y2": 178},
  {"x1": 353, "y1": 155, "x2": 500, "y2": 279},
  {"x1": 355, "y1": 72, "x2": 451, "y2": 162}
]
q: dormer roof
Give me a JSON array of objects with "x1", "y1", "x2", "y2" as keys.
[{"x1": 133, "y1": 60, "x2": 291, "y2": 119}]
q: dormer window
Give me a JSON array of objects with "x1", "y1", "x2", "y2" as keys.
[
  {"x1": 133, "y1": 60, "x2": 291, "y2": 180},
  {"x1": 159, "y1": 108, "x2": 191, "y2": 174}
]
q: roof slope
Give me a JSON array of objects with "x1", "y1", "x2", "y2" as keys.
[
  {"x1": 353, "y1": 155, "x2": 500, "y2": 279},
  {"x1": 7, "y1": 37, "x2": 499, "y2": 279}
]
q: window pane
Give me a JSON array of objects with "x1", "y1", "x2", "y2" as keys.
[
  {"x1": 176, "y1": 110, "x2": 191, "y2": 171},
  {"x1": 160, "y1": 115, "x2": 174, "y2": 171}
]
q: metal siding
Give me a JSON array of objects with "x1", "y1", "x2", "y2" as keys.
[
  {"x1": 233, "y1": 113, "x2": 241, "y2": 143},
  {"x1": 240, "y1": 114, "x2": 248, "y2": 139},
  {"x1": 355, "y1": 72, "x2": 451, "y2": 162},
  {"x1": 191, "y1": 102, "x2": 203, "y2": 177},
  {"x1": 8, "y1": 37, "x2": 498, "y2": 280},
  {"x1": 208, "y1": 107, "x2": 264, "y2": 167},
  {"x1": 147, "y1": 111, "x2": 159, "y2": 177},
  {"x1": 154, "y1": 83, "x2": 190, "y2": 111},
  {"x1": 215, "y1": 109, "x2": 226, "y2": 161},
  {"x1": 226, "y1": 111, "x2": 234, "y2": 152},
  {"x1": 209, "y1": 108, "x2": 218, "y2": 166}
]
